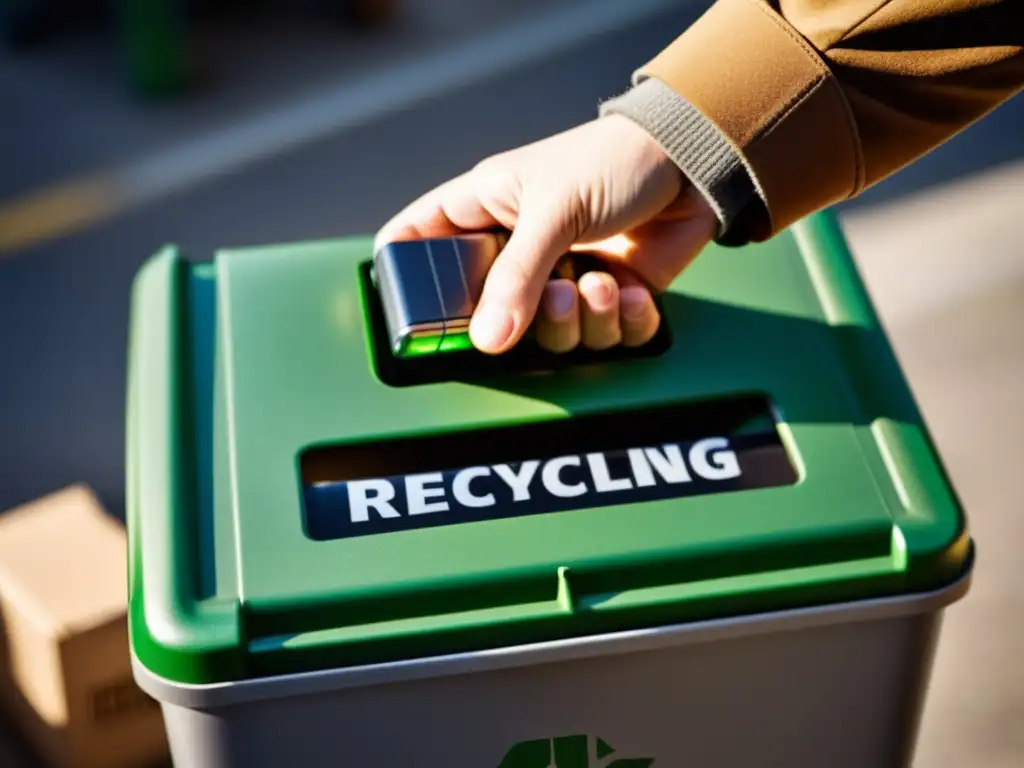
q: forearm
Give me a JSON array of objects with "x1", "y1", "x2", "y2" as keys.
[{"x1": 601, "y1": 0, "x2": 1024, "y2": 244}]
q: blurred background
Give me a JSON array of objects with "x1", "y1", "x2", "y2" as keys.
[{"x1": 0, "y1": 0, "x2": 1021, "y2": 765}]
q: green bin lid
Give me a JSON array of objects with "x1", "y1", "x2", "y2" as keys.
[{"x1": 126, "y1": 211, "x2": 970, "y2": 685}]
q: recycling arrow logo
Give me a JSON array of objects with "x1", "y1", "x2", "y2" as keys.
[{"x1": 498, "y1": 734, "x2": 654, "y2": 767}]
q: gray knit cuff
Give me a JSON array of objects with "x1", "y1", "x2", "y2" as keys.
[{"x1": 599, "y1": 77, "x2": 760, "y2": 240}]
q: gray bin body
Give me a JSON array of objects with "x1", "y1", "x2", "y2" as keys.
[{"x1": 135, "y1": 577, "x2": 966, "y2": 768}]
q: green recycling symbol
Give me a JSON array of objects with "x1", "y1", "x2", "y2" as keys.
[{"x1": 498, "y1": 734, "x2": 654, "y2": 767}]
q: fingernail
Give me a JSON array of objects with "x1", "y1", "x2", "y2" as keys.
[
  {"x1": 580, "y1": 273, "x2": 614, "y2": 310},
  {"x1": 620, "y1": 286, "x2": 649, "y2": 321},
  {"x1": 471, "y1": 304, "x2": 514, "y2": 351},
  {"x1": 544, "y1": 281, "x2": 576, "y2": 319}
]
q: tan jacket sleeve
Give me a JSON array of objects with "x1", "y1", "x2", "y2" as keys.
[{"x1": 634, "y1": 0, "x2": 1023, "y2": 241}]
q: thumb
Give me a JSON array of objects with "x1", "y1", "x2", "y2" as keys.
[{"x1": 469, "y1": 203, "x2": 575, "y2": 354}]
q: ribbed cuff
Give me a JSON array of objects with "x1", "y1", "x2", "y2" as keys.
[{"x1": 599, "y1": 77, "x2": 762, "y2": 241}]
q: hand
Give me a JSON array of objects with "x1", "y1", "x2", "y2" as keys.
[{"x1": 374, "y1": 114, "x2": 718, "y2": 355}]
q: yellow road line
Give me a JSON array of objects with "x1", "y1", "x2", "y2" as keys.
[
  {"x1": 0, "y1": 0, "x2": 677, "y2": 258},
  {"x1": 0, "y1": 175, "x2": 124, "y2": 256}
]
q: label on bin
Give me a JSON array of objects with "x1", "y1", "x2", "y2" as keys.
[{"x1": 301, "y1": 397, "x2": 797, "y2": 541}]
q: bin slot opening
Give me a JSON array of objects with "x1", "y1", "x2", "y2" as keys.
[
  {"x1": 299, "y1": 394, "x2": 797, "y2": 542},
  {"x1": 358, "y1": 261, "x2": 673, "y2": 387}
]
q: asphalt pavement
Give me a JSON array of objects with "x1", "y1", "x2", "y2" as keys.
[{"x1": 0, "y1": 0, "x2": 1021, "y2": 765}]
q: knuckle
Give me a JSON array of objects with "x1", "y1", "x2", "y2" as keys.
[
  {"x1": 472, "y1": 155, "x2": 508, "y2": 184},
  {"x1": 472, "y1": 158, "x2": 523, "y2": 220}
]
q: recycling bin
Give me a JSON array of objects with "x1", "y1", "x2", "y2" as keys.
[{"x1": 126, "y1": 210, "x2": 973, "y2": 768}]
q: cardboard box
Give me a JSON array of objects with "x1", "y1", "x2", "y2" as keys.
[{"x1": 0, "y1": 485, "x2": 169, "y2": 768}]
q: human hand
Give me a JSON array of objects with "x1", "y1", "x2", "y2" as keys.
[{"x1": 374, "y1": 114, "x2": 717, "y2": 355}]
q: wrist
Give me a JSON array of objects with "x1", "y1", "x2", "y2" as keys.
[
  {"x1": 601, "y1": 112, "x2": 689, "y2": 214},
  {"x1": 599, "y1": 77, "x2": 761, "y2": 242}
]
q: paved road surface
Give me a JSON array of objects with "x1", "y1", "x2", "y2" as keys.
[{"x1": 0, "y1": 1, "x2": 1021, "y2": 764}]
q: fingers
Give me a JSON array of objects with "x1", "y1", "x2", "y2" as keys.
[
  {"x1": 373, "y1": 169, "x2": 507, "y2": 251},
  {"x1": 469, "y1": 201, "x2": 575, "y2": 354},
  {"x1": 578, "y1": 272, "x2": 622, "y2": 350},
  {"x1": 578, "y1": 268, "x2": 659, "y2": 350},
  {"x1": 618, "y1": 283, "x2": 660, "y2": 347},
  {"x1": 533, "y1": 267, "x2": 660, "y2": 354},
  {"x1": 608, "y1": 266, "x2": 660, "y2": 348},
  {"x1": 534, "y1": 279, "x2": 580, "y2": 353}
]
